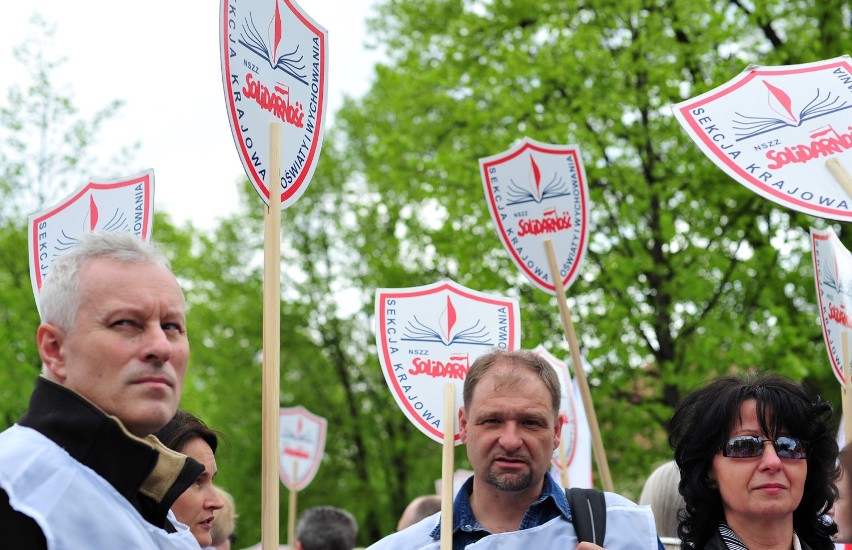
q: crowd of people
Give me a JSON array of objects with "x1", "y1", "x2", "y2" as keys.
[{"x1": 0, "y1": 231, "x2": 851, "y2": 550}]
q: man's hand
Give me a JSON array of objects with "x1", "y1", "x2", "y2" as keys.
[{"x1": 577, "y1": 543, "x2": 605, "y2": 550}]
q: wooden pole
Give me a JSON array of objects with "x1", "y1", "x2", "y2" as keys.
[
  {"x1": 558, "y1": 437, "x2": 570, "y2": 488},
  {"x1": 827, "y1": 158, "x2": 852, "y2": 200},
  {"x1": 543, "y1": 239, "x2": 614, "y2": 492},
  {"x1": 440, "y1": 383, "x2": 455, "y2": 550},
  {"x1": 824, "y1": 156, "x2": 852, "y2": 445},
  {"x1": 843, "y1": 331, "x2": 852, "y2": 446},
  {"x1": 262, "y1": 122, "x2": 283, "y2": 549},
  {"x1": 288, "y1": 462, "x2": 298, "y2": 549}
]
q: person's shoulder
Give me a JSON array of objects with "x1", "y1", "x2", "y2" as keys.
[
  {"x1": 599, "y1": 491, "x2": 660, "y2": 549},
  {"x1": 603, "y1": 491, "x2": 648, "y2": 508}
]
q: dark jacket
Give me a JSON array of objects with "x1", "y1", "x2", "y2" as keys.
[{"x1": 0, "y1": 377, "x2": 203, "y2": 549}]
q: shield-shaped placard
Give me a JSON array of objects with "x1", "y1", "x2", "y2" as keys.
[
  {"x1": 480, "y1": 137, "x2": 589, "y2": 295},
  {"x1": 811, "y1": 227, "x2": 852, "y2": 386},
  {"x1": 533, "y1": 346, "x2": 593, "y2": 488},
  {"x1": 531, "y1": 346, "x2": 579, "y2": 470},
  {"x1": 673, "y1": 56, "x2": 852, "y2": 222},
  {"x1": 375, "y1": 280, "x2": 521, "y2": 444},
  {"x1": 28, "y1": 170, "x2": 154, "y2": 314},
  {"x1": 278, "y1": 406, "x2": 327, "y2": 491},
  {"x1": 220, "y1": 0, "x2": 328, "y2": 208}
]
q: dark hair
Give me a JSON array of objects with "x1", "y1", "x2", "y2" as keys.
[
  {"x1": 155, "y1": 410, "x2": 220, "y2": 454},
  {"x1": 840, "y1": 443, "x2": 852, "y2": 528},
  {"x1": 668, "y1": 374, "x2": 838, "y2": 549},
  {"x1": 463, "y1": 349, "x2": 561, "y2": 420},
  {"x1": 296, "y1": 506, "x2": 357, "y2": 550}
]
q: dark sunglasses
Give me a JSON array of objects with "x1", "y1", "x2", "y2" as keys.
[{"x1": 721, "y1": 435, "x2": 807, "y2": 459}]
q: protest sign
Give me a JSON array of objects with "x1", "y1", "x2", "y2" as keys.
[
  {"x1": 220, "y1": 0, "x2": 328, "y2": 209},
  {"x1": 811, "y1": 227, "x2": 852, "y2": 443},
  {"x1": 479, "y1": 137, "x2": 610, "y2": 489},
  {"x1": 278, "y1": 406, "x2": 327, "y2": 491},
  {"x1": 28, "y1": 170, "x2": 154, "y2": 313},
  {"x1": 374, "y1": 279, "x2": 520, "y2": 444},
  {"x1": 533, "y1": 345, "x2": 593, "y2": 489},
  {"x1": 221, "y1": 2, "x2": 329, "y2": 544},
  {"x1": 479, "y1": 137, "x2": 589, "y2": 294},
  {"x1": 673, "y1": 56, "x2": 852, "y2": 221}
]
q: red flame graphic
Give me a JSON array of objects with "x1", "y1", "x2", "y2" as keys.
[
  {"x1": 530, "y1": 155, "x2": 542, "y2": 199},
  {"x1": 88, "y1": 195, "x2": 99, "y2": 232},
  {"x1": 445, "y1": 296, "x2": 456, "y2": 340},
  {"x1": 762, "y1": 80, "x2": 797, "y2": 123},
  {"x1": 272, "y1": 0, "x2": 282, "y2": 63}
]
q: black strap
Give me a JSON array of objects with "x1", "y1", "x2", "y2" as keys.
[{"x1": 566, "y1": 487, "x2": 606, "y2": 545}]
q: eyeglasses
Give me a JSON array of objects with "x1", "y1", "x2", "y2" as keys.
[{"x1": 721, "y1": 435, "x2": 807, "y2": 459}]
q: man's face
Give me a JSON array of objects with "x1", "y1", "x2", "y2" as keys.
[
  {"x1": 38, "y1": 258, "x2": 189, "y2": 437},
  {"x1": 459, "y1": 362, "x2": 562, "y2": 495}
]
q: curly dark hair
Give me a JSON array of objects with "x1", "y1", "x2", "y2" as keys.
[{"x1": 668, "y1": 374, "x2": 838, "y2": 550}]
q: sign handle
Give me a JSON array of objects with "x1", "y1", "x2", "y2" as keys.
[
  {"x1": 558, "y1": 437, "x2": 570, "y2": 488},
  {"x1": 288, "y1": 462, "x2": 298, "y2": 548},
  {"x1": 262, "y1": 122, "x2": 283, "y2": 549},
  {"x1": 844, "y1": 331, "x2": 851, "y2": 445},
  {"x1": 543, "y1": 239, "x2": 614, "y2": 492},
  {"x1": 827, "y1": 158, "x2": 852, "y2": 200},
  {"x1": 440, "y1": 383, "x2": 455, "y2": 550}
]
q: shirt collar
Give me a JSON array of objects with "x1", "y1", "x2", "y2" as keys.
[
  {"x1": 19, "y1": 376, "x2": 203, "y2": 529},
  {"x1": 429, "y1": 472, "x2": 570, "y2": 540}
]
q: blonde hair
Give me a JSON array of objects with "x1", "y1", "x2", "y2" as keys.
[{"x1": 638, "y1": 460, "x2": 684, "y2": 539}]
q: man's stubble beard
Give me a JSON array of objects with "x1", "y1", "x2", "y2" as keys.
[{"x1": 485, "y1": 466, "x2": 534, "y2": 492}]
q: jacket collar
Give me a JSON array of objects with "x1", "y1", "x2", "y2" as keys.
[{"x1": 19, "y1": 376, "x2": 203, "y2": 528}]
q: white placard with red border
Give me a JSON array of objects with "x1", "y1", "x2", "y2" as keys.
[
  {"x1": 220, "y1": 0, "x2": 328, "y2": 208},
  {"x1": 375, "y1": 280, "x2": 521, "y2": 445},
  {"x1": 811, "y1": 226, "x2": 852, "y2": 387},
  {"x1": 673, "y1": 56, "x2": 852, "y2": 221},
  {"x1": 27, "y1": 170, "x2": 155, "y2": 314},
  {"x1": 533, "y1": 346, "x2": 593, "y2": 489},
  {"x1": 479, "y1": 137, "x2": 590, "y2": 294},
  {"x1": 278, "y1": 406, "x2": 327, "y2": 491}
]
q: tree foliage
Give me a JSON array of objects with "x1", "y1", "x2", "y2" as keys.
[
  {"x1": 0, "y1": 16, "x2": 131, "y2": 428},
  {"x1": 337, "y1": 0, "x2": 852, "y2": 499},
  {"x1": 3, "y1": 2, "x2": 852, "y2": 547}
]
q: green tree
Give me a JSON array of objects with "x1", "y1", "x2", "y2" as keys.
[
  {"x1": 173, "y1": 135, "x2": 459, "y2": 545},
  {"x1": 335, "y1": 0, "x2": 852, "y2": 499},
  {"x1": 0, "y1": 15, "x2": 132, "y2": 427},
  {"x1": 4, "y1": 3, "x2": 852, "y2": 546}
]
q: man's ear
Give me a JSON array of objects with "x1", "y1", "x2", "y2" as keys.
[
  {"x1": 552, "y1": 413, "x2": 565, "y2": 451},
  {"x1": 458, "y1": 406, "x2": 468, "y2": 444},
  {"x1": 37, "y1": 323, "x2": 67, "y2": 381}
]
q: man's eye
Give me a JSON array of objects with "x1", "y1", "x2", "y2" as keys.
[{"x1": 163, "y1": 322, "x2": 184, "y2": 333}]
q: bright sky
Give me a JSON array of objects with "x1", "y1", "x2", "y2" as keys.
[{"x1": 0, "y1": 1, "x2": 383, "y2": 230}]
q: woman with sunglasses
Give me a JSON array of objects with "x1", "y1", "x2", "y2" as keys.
[{"x1": 669, "y1": 374, "x2": 838, "y2": 550}]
